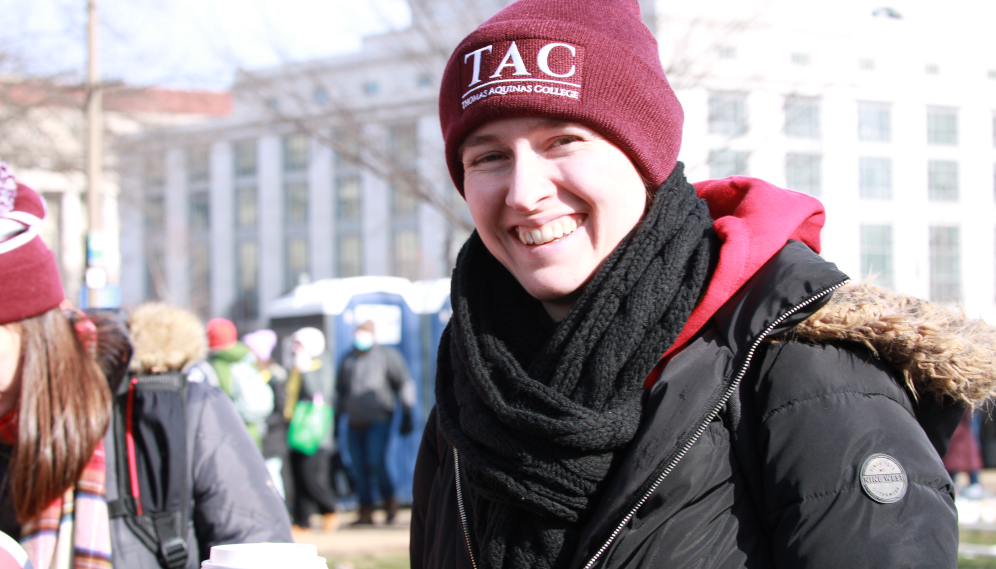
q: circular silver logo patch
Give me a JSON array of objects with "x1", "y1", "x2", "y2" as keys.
[{"x1": 860, "y1": 453, "x2": 907, "y2": 504}]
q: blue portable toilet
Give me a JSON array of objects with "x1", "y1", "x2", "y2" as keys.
[
  {"x1": 267, "y1": 276, "x2": 424, "y2": 505},
  {"x1": 410, "y1": 279, "x2": 451, "y2": 413}
]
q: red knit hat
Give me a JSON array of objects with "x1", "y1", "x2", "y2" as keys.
[
  {"x1": 0, "y1": 163, "x2": 65, "y2": 325},
  {"x1": 439, "y1": 0, "x2": 683, "y2": 194},
  {"x1": 206, "y1": 318, "x2": 238, "y2": 350}
]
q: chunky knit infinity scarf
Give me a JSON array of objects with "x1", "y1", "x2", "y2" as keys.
[{"x1": 436, "y1": 163, "x2": 717, "y2": 569}]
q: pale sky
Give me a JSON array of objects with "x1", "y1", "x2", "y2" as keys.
[{"x1": 0, "y1": 0, "x2": 409, "y2": 89}]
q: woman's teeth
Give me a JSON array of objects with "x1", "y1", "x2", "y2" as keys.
[{"x1": 517, "y1": 218, "x2": 578, "y2": 246}]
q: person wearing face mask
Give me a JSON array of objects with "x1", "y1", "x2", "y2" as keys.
[
  {"x1": 410, "y1": 1, "x2": 994, "y2": 568},
  {"x1": 335, "y1": 320, "x2": 416, "y2": 526},
  {"x1": 285, "y1": 327, "x2": 340, "y2": 533}
]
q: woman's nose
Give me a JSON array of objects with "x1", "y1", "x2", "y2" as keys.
[{"x1": 505, "y1": 150, "x2": 555, "y2": 212}]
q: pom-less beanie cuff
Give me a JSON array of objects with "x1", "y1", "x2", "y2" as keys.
[{"x1": 439, "y1": 0, "x2": 683, "y2": 195}]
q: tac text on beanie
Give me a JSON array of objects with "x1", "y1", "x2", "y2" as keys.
[{"x1": 438, "y1": 0, "x2": 683, "y2": 195}]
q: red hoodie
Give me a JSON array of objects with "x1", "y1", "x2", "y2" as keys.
[{"x1": 645, "y1": 176, "x2": 826, "y2": 388}]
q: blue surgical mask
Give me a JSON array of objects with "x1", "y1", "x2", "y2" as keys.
[{"x1": 353, "y1": 332, "x2": 374, "y2": 351}]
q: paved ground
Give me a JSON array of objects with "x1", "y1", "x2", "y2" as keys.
[
  {"x1": 294, "y1": 471, "x2": 996, "y2": 560},
  {"x1": 293, "y1": 508, "x2": 412, "y2": 558}
]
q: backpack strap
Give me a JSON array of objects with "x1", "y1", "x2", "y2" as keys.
[{"x1": 107, "y1": 372, "x2": 190, "y2": 569}]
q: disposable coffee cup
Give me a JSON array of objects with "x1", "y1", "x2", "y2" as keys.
[{"x1": 201, "y1": 543, "x2": 326, "y2": 569}]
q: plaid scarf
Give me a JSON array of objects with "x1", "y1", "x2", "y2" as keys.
[{"x1": 19, "y1": 440, "x2": 112, "y2": 569}]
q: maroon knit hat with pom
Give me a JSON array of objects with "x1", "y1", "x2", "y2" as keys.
[
  {"x1": 439, "y1": 0, "x2": 683, "y2": 194},
  {"x1": 0, "y1": 163, "x2": 65, "y2": 324}
]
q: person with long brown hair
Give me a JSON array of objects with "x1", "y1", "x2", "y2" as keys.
[
  {"x1": 0, "y1": 164, "x2": 292, "y2": 569},
  {"x1": 0, "y1": 163, "x2": 114, "y2": 568}
]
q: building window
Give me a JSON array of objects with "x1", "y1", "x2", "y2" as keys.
[
  {"x1": 708, "y1": 92, "x2": 747, "y2": 137},
  {"x1": 337, "y1": 235, "x2": 362, "y2": 278},
  {"x1": 284, "y1": 181, "x2": 309, "y2": 226},
  {"x1": 389, "y1": 123, "x2": 419, "y2": 216},
  {"x1": 190, "y1": 243, "x2": 211, "y2": 320},
  {"x1": 785, "y1": 153, "x2": 821, "y2": 196},
  {"x1": 393, "y1": 229, "x2": 419, "y2": 280},
  {"x1": 285, "y1": 237, "x2": 309, "y2": 290},
  {"x1": 708, "y1": 150, "x2": 748, "y2": 178},
  {"x1": 859, "y1": 157, "x2": 892, "y2": 199},
  {"x1": 233, "y1": 140, "x2": 258, "y2": 177},
  {"x1": 390, "y1": 123, "x2": 417, "y2": 165},
  {"x1": 363, "y1": 81, "x2": 379, "y2": 95},
  {"x1": 860, "y1": 225, "x2": 893, "y2": 289},
  {"x1": 790, "y1": 52, "x2": 810, "y2": 66},
  {"x1": 283, "y1": 134, "x2": 309, "y2": 171},
  {"x1": 333, "y1": 128, "x2": 361, "y2": 167},
  {"x1": 236, "y1": 240, "x2": 259, "y2": 320},
  {"x1": 145, "y1": 248, "x2": 165, "y2": 301},
  {"x1": 336, "y1": 175, "x2": 362, "y2": 221},
  {"x1": 784, "y1": 96, "x2": 820, "y2": 139},
  {"x1": 858, "y1": 102, "x2": 891, "y2": 142},
  {"x1": 928, "y1": 160, "x2": 959, "y2": 201},
  {"x1": 235, "y1": 185, "x2": 259, "y2": 229},
  {"x1": 144, "y1": 187, "x2": 165, "y2": 234},
  {"x1": 929, "y1": 226, "x2": 960, "y2": 303},
  {"x1": 187, "y1": 191, "x2": 210, "y2": 234},
  {"x1": 187, "y1": 146, "x2": 210, "y2": 182},
  {"x1": 927, "y1": 107, "x2": 958, "y2": 145}
]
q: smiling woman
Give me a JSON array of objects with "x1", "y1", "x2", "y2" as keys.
[{"x1": 410, "y1": 0, "x2": 972, "y2": 568}]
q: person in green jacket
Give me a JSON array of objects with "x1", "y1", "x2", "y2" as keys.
[{"x1": 206, "y1": 318, "x2": 274, "y2": 449}]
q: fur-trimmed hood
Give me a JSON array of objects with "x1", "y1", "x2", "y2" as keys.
[
  {"x1": 128, "y1": 302, "x2": 208, "y2": 374},
  {"x1": 787, "y1": 283, "x2": 996, "y2": 406}
]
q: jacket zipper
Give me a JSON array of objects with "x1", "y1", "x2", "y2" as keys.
[
  {"x1": 453, "y1": 279, "x2": 849, "y2": 569},
  {"x1": 453, "y1": 447, "x2": 478, "y2": 569}
]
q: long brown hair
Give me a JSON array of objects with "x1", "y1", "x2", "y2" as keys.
[{"x1": 11, "y1": 307, "x2": 112, "y2": 523}]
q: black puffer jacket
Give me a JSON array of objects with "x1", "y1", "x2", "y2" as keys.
[{"x1": 412, "y1": 241, "x2": 967, "y2": 569}]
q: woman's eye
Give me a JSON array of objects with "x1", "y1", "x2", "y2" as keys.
[
  {"x1": 552, "y1": 136, "x2": 580, "y2": 147},
  {"x1": 473, "y1": 153, "x2": 504, "y2": 165}
]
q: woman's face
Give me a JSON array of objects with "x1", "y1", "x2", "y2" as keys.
[
  {"x1": 461, "y1": 117, "x2": 647, "y2": 321},
  {"x1": 0, "y1": 323, "x2": 23, "y2": 414}
]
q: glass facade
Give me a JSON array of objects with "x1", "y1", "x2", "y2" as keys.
[
  {"x1": 859, "y1": 157, "x2": 892, "y2": 199},
  {"x1": 858, "y1": 102, "x2": 891, "y2": 142},
  {"x1": 785, "y1": 153, "x2": 822, "y2": 196},
  {"x1": 708, "y1": 92, "x2": 748, "y2": 137},
  {"x1": 860, "y1": 224, "x2": 894, "y2": 290},
  {"x1": 784, "y1": 96, "x2": 821, "y2": 139}
]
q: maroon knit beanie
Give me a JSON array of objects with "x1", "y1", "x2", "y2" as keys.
[
  {"x1": 0, "y1": 163, "x2": 65, "y2": 325},
  {"x1": 439, "y1": 0, "x2": 683, "y2": 194}
]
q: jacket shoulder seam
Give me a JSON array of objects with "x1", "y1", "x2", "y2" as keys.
[
  {"x1": 769, "y1": 480, "x2": 949, "y2": 516},
  {"x1": 761, "y1": 389, "x2": 911, "y2": 424}
]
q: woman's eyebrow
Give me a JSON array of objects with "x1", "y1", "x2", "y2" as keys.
[{"x1": 459, "y1": 133, "x2": 500, "y2": 158}]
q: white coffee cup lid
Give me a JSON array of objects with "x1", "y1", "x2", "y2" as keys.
[{"x1": 201, "y1": 543, "x2": 326, "y2": 569}]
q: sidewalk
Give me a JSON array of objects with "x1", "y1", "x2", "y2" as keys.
[{"x1": 293, "y1": 508, "x2": 411, "y2": 558}]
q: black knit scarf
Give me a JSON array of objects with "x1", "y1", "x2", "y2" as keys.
[{"x1": 435, "y1": 163, "x2": 716, "y2": 569}]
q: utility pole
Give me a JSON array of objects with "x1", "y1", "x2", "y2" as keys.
[{"x1": 85, "y1": 0, "x2": 106, "y2": 307}]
